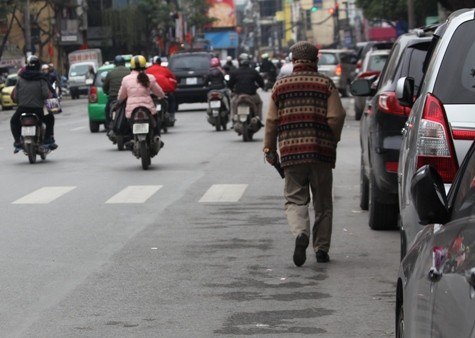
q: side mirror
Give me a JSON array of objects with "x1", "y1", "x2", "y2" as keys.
[
  {"x1": 410, "y1": 165, "x2": 449, "y2": 225},
  {"x1": 396, "y1": 77, "x2": 415, "y2": 107},
  {"x1": 350, "y1": 78, "x2": 373, "y2": 96}
]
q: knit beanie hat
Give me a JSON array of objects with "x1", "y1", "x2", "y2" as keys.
[{"x1": 290, "y1": 41, "x2": 319, "y2": 62}]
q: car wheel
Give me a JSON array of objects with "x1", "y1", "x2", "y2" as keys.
[
  {"x1": 360, "y1": 155, "x2": 369, "y2": 210},
  {"x1": 368, "y1": 172, "x2": 399, "y2": 230},
  {"x1": 89, "y1": 120, "x2": 100, "y2": 133}
]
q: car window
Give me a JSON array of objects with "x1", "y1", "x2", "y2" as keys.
[
  {"x1": 368, "y1": 54, "x2": 388, "y2": 72},
  {"x1": 6, "y1": 76, "x2": 17, "y2": 86},
  {"x1": 70, "y1": 64, "x2": 90, "y2": 76},
  {"x1": 433, "y1": 20, "x2": 475, "y2": 104},
  {"x1": 95, "y1": 69, "x2": 109, "y2": 87},
  {"x1": 379, "y1": 43, "x2": 400, "y2": 85},
  {"x1": 319, "y1": 53, "x2": 337, "y2": 65},
  {"x1": 396, "y1": 44, "x2": 429, "y2": 92},
  {"x1": 169, "y1": 55, "x2": 210, "y2": 71}
]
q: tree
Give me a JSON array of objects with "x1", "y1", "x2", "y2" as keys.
[
  {"x1": 438, "y1": 0, "x2": 475, "y2": 11},
  {"x1": 356, "y1": 0, "x2": 438, "y2": 27},
  {"x1": 0, "y1": 1, "x2": 22, "y2": 60}
]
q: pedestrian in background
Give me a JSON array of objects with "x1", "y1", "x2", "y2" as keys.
[{"x1": 263, "y1": 41, "x2": 346, "y2": 267}]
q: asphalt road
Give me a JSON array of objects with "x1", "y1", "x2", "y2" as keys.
[{"x1": 0, "y1": 93, "x2": 400, "y2": 337}]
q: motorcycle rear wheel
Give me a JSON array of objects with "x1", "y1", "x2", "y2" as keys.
[
  {"x1": 26, "y1": 143, "x2": 36, "y2": 164},
  {"x1": 140, "y1": 141, "x2": 151, "y2": 170},
  {"x1": 215, "y1": 115, "x2": 222, "y2": 132}
]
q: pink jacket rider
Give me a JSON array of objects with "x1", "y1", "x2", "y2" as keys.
[{"x1": 117, "y1": 70, "x2": 165, "y2": 118}]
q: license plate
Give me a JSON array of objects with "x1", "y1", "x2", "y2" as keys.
[
  {"x1": 210, "y1": 100, "x2": 221, "y2": 108},
  {"x1": 21, "y1": 126, "x2": 36, "y2": 136},
  {"x1": 186, "y1": 77, "x2": 198, "y2": 85},
  {"x1": 156, "y1": 104, "x2": 162, "y2": 111},
  {"x1": 237, "y1": 105, "x2": 250, "y2": 115},
  {"x1": 133, "y1": 123, "x2": 149, "y2": 134}
]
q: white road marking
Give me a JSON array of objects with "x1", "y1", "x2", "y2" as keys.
[
  {"x1": 12, "y1": 186, "x2": 77, "y2": 204},
  {"x1": 105, "y1": 185, "x2": 162, "y2": 204},
  {"x1": 71, "y1": 127, "x2": 85, "y2": 131},
  {"x1": 199, "y1": 184, "x2": 247, "y2": 202}
]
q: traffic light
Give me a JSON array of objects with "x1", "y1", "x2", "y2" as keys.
[
  {"x1": 328, "y1": 4, "x2": 340, "y2": 17},
  {"x1": 311, "y1": 0, "x2": 322, "y2": 12}
]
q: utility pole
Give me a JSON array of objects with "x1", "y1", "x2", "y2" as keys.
[
  {"x1": 407, "y1": 0, "x2": 415, "y2": 29},
  {"x1": 24, "y1": 0, "x2": 32, "y2": 57}
]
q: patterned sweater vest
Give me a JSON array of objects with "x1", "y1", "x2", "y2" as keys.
[{"x1": 272, "y1": 67, "x2": 337, "y2": 168}]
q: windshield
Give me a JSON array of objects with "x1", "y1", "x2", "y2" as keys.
[
  {"x1": 319, "y1": 53, "x2": 338, "y2": 65},
  {"x1": 69, "y1": 64, "x2": 90, "y2": 76},
  {"x1": 169, "y1": 55, "x2": 210, "y2": 71},
  {"x1": 368, "y1": 54, "x2": 389, "y2": 72}
]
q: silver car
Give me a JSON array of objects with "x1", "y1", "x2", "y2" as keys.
[
  {"x1": 398, "y1": 9, "x2": 475, "y2": 258},
  {"x1": 318, "y1": 49, "x2": 357, "y2": 97}
]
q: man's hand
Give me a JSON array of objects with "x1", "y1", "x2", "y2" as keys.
[{"x1": 263, "y1": 148, "x2": 279, "y2": 165}]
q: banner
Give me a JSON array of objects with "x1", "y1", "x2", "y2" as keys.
[{"x1": 208, "y1": 0, "x2": 236, "y2": 28}]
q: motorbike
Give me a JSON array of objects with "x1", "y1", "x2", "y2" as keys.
[
  {"x1": 260, "y1": 72, "x2": 276, "y2": 92},
  {"x1": 19, "y1": 111, "x2": 52, "y2": 164},
  {"x1": 206, "y1": 89, "x2": 230, "y2": 131},
  {"x1": 232, "y1": 94, "x2": 263, "y2": 142},
  {"x1": 154, "y1": 96, "x2": 170, "y2": 134},
  {"x1": 107, "y1": 100, "x2": 132, "y2": 151},
  {"x1": 130, "y1": 106, "x2": 162, "y2": 170}
]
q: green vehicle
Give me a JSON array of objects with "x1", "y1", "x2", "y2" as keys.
[{"x1": 87, "y1": 55, "x2": 132, "y2": 133}]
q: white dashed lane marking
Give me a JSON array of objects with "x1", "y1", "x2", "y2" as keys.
[
  {"x1": 199, "y1": 184, "x2": 247, "y2": 203},
  {"x1": 12, "y1": 186, "x2": 77, "y2": 204},
  {"x1": 105, "y1": 185, "x2": 163, "y2": 204}
]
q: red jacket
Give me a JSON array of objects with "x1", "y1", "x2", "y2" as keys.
[{"x1": 145, "y1": 64, "x2": 177, "y2": 93}]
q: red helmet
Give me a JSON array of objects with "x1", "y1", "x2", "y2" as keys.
[{"x1": 210, "y1": 57, "x2": 220, "y2": 67}]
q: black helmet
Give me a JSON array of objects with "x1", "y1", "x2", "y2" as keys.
[
  {"x1": 238, "y1": 53, "x2": 250, "y2": 66},
  {"x1": 114, "y1": 55, "x2": 125, "y2": 66},
  {"x1": 26, "y1": 55, "x2": 40, "y2": 71}
]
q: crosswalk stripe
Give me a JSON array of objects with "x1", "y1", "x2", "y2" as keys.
[
  {"x1": 105, "y1": 185, "x2": 162, "y2": 204},
  {"x1": 199, "y1": 184, "x2": 247, "y2": 203},
  {"x1": 12, "y1": 186, "x2": 77, "y2": 204}
]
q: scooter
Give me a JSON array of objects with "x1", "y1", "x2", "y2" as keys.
[
  {"x1": 19, "y1": 112, "x2": 53, "y2": 164},
  {"x1": 130, "y1": 106, "x2": 162, "y2": 170},
  {"x1": 233, "y1": 94, "x2": 263, "y2": 142},
  {"x1": 206, "y1": 89, "x2": 230, "y2": 131}
]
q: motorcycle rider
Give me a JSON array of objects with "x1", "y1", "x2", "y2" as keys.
[
  {"x1": 117, "y1": 55, "x2": 166, "y2": 141},
  {"x1": 10, "y1": 55, "x2": 57, "y2": 153},
  {"x1": 227, "y1": 53, "x2": 265, "y2": 124},
  {"x1": 223, "y1": 56, "x2": 236, "y2": 75},
  {"x1": 259, "y1": 53, "x2": 277, "y2": 87},
  {"x1": 145, "y1": 56, "x2": 178, "y2": 123},
  {"x1": 103, "y1": 55, "x2": 130, "y2": 131},
  {"x1": 204, "y1": 57, "x2": 230, "y2": 112}
]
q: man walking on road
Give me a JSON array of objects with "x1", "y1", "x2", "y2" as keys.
[{"x1": 263, "y1": 41, "x2": 346, "y2": 267}]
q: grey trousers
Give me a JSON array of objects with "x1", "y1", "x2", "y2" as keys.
[{"x1": 284, "y1": 162, "x2": 333, "y2": 253}]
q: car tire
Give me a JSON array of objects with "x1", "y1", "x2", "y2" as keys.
[
  {"x1": 368, "y1": 172, "x2": 399, "y2": 230},
  {"x1": 89, "y1": 120, "x2": 100, "y2": 133},
  {"x1": 360, "y1": 155, "x2": 369, "y2": 210}
]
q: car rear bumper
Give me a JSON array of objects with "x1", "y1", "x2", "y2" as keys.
[
  {"x1": 175, "y1": 87, "x2": 209, "y2": 104},
  {"x1": 88, "y1": 104, "x2": 106, "y2": 122}
]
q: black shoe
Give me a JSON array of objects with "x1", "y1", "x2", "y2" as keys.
[
  {"x1": 293, "y1": 233, "x2": 309, "y2": 267},
  {"x1": 13, "y1": 142, "x2": 23, "y2": 154},
  {"x1": 316, "y1": 250, "x2": 330, "y2": 263}
]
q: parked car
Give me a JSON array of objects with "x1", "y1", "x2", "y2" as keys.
[
  {"x1": 395, "y1": 140, "x2": 475, "y2": 338},
  {"x1": 353, "y1": 49, "x2": 391, "y2": 120},
  {"x1": 350, "y1": 26, "x2": 437, "y2": 231},
  {"x1": 87, "y1": 55, "x2": 132, "y2": 133},
  {"x1": 398, "y1": 9, "x2": 475, "y2": 258},
  {"x1": 318, "y1": 49, "x2": 357, "y2": 97},
  {"x1": 167, "y1": 51, "x2": 214, "y2": 110},
  {"x1": 355, "y1": 40, "x2": 394, "y2": 74},
  {"x1": 0, "y1": 73, "x2": 18, "y2": 110}
]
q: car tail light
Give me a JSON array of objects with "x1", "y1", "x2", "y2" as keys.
[
  {"x1": 378, "y1": 92, "x2": 411, "y2": 116},
  {"x1": 385, "y1": 161, "x2": 398, "y2": 173},
  {"x1": 89, "y1": 86, "x2": 97, "y2": 103},
  {"x1": 336, "y1": 64, "x2": 342, "y2": 76},
  {"x1": 452, "y1": 129, "x2": 475, "y2": 140},
  {"x1": 415, "y1": 93, "x2": 458, "y2": 183}
]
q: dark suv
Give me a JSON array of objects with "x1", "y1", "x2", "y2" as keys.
[
  {"x1": 350, "y1": 26, "x2": 437, "y2": 231},
  {"x1": 167, "y1": 51, "x2": 213, "y2": 109}
]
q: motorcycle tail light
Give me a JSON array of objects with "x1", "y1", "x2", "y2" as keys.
[
  {"x1": 134, "y1": 110, "x2": 148, "y2": 120},
  {"x1": 210, "y1": 92, "x2": 222, "y2": 100}
]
